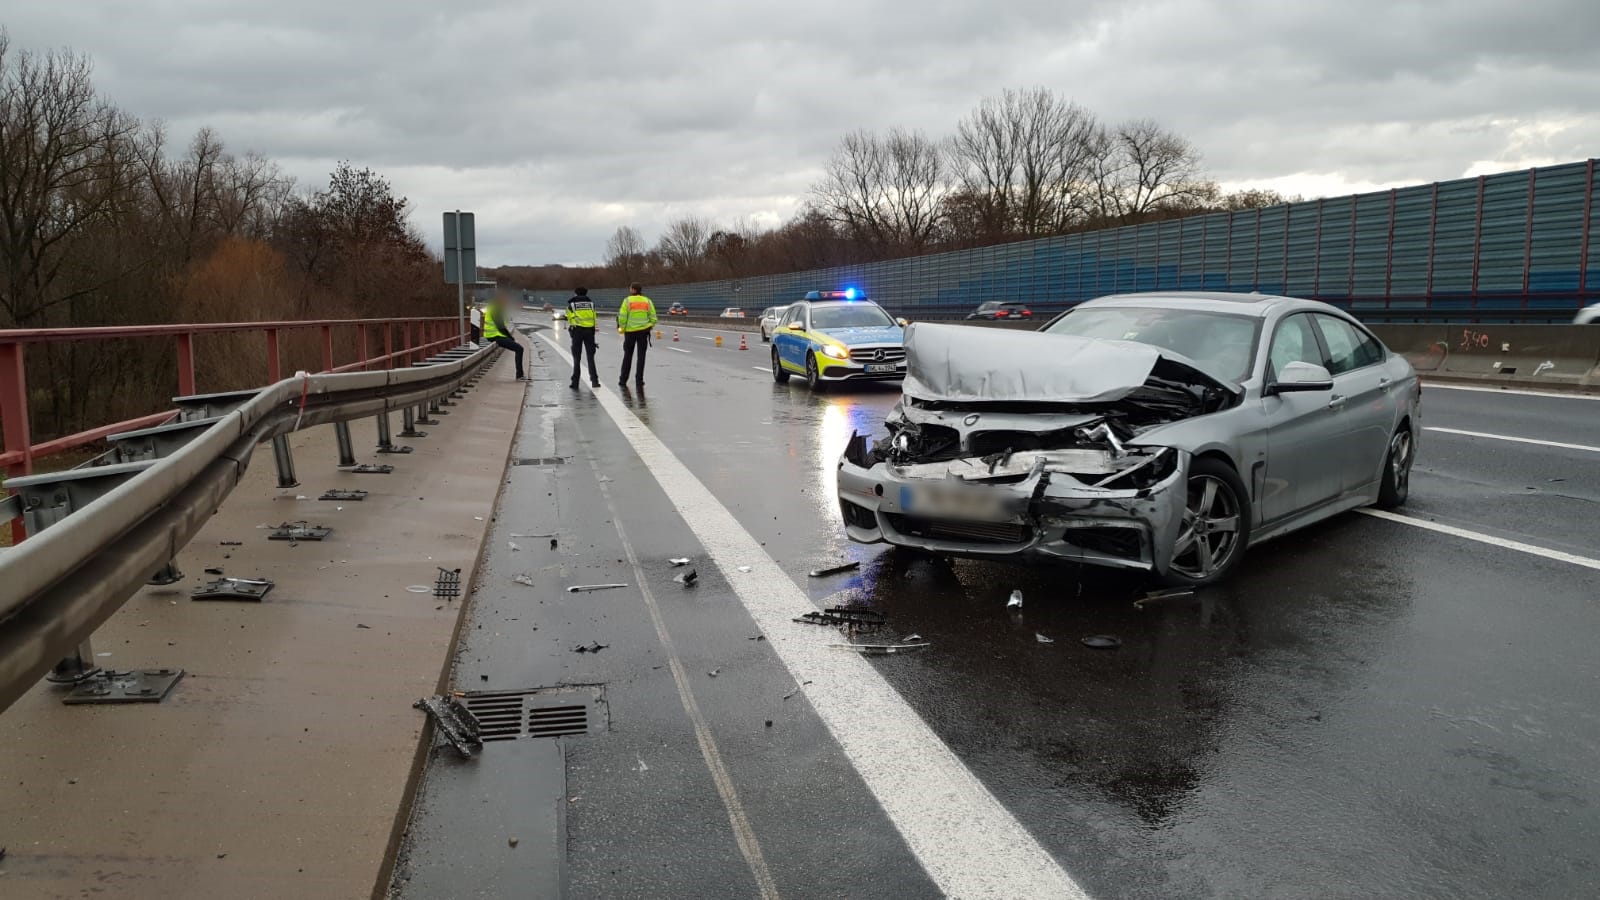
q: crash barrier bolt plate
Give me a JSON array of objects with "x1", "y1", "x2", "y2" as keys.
[
  {"x1": 267, "y1": 522, "x2": 332, "y2": 542},
  {"x1": 61, "y1": 668, "x2": 185, "y2": 705},
  {"x1": 192, "y1": 577, "x2": 274, "y2": 602},
  {"x1": 146, "y1": 560, "x2": 184, "y2": 586},
  {"x1": 319, "y1": 489, "x2": 367, "y2": 501},
  {"x1": 340, "y1": 464, "x2": 394, "y2": 475}
]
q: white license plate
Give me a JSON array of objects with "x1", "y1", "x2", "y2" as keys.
[
  {"x1": 901, "y1": 484, "x2": 1009, "y2": 520},
  {"x1": 865, "y1": 363, "x2": 898, "y2": 373}
]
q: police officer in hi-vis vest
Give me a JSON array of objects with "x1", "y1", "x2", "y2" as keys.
[
  {"x1": 617, "y1": 283, "x2": 657, "y2": 388},
  {"x1": 566, "y1": 287, "x2": 600, "y2": 389}
]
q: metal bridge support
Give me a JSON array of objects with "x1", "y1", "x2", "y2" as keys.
[
  {"x1": 399, "y1": 407, "x2": 427, "y2": 439},
  {"x1": 415, "y1": 402, "x2": 438, "y2": 425},
  {"x1": 334, "y1": 421, "x2": 357, "y2": 467},
  {"x1": 374, "y1": 412, "x2": 411, "y2": 454},
  {"x1": 271, "y1": 435, "x2": 299, "y2": 488}
]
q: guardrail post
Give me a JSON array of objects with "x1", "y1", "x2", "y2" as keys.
[
  {"x1": 1, "y1": 342, "x2": 32, "y2": 544},
  {"x1": 334, "y1": 421, "x2": 357, "y2": 467},
  {"x1": 271, "y1": 435, "x2": 299, "y2": 488},
  {"x1": 321, "y1": 325, "x2": 334, "y2": 373},
  {"x1": 266, "y1": 328, "x2": 282, "y2": 382},
  {"x1": 399, "y1": 406, "x2": 427, "y2": 438},
  {"x1": 374, "y1": 412, "x2": 410, "y2": 455},
  {"x1": 175, "y1": 332, "x2": 197, "y2": 397},
  {"x1": 415, "y1": 402, "x2": 437, "y2": 425},
  {"x1": 46, "y1": 640, "x2": 101, "y2": 686}
]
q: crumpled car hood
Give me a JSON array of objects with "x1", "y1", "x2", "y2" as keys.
[
  {"x1": 900, "y1": 323, "x2": 1241, "y2": 404},
  {"x1": 816, "y1": 324, "x2": 904, "y2": 344}
]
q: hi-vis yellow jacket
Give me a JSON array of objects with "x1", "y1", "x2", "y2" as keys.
[{"x1": 618, "y1": 294, "x2": 657, "y2": 333}]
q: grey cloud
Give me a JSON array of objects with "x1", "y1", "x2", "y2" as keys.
[{"x1": 7, "y1": 0, "x2": 1596, "y2": 265}]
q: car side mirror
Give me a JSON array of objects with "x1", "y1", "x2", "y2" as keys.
[
  {"x1": 787, "y1": 322, "x2": 805, "y2": 330},
  {"x1": 1267, "y1": 361, "x2": 1334, "y2": 395},
  {"x1": 897, "y1": 318, "x2": 909, "y2": 327}
]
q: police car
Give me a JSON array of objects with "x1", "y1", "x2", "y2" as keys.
[{"x1": 770, "y1": 290, "x2": 907, "y2": 391}]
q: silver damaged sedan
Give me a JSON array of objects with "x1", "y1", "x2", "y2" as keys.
[{"x1": 837, "y1": 292, "x2": 1421, "y2": 585}]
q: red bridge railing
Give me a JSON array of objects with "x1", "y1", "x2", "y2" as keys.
[{"x1": 1, "y1": 316, "x2": 463, "y2": 543}]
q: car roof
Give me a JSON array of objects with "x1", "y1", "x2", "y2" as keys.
[{"x1": 1081, "y1": 291, "x2": 1334, "y2": 318}]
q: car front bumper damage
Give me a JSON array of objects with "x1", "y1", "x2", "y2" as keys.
[{"x1": 837, "y1": 442, "x2": 1190, "y2": 574}]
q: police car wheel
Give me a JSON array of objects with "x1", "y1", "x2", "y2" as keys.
[
  {"x1": 806, "y1": 354, "x2": 827, "y2": 392},
  {"x1": 772, "y1": 350, "x2": 790, "y2": 384}
]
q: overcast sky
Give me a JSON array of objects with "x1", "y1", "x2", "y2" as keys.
[{"x1": 8, "y1": 1, "x2": 1598, "y2": 266}]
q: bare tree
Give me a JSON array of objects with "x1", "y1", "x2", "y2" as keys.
[
  {"x1": 656, "y1": 215, "x2": 711, "y2": 273},
  {"x1": 1090, "y1": 119, "x2": 1206, "y2": 223},
  {"x1": 604, "y1": 225, "x2": 646, "y2": 281},
  {"x1": 812, "y1": 128, "x2": 949, "y2": 255},
  {"x1": 951, "y1": 88, "x2": 1101, "y2": 238}
]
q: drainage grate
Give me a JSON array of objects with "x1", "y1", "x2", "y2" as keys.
[
  {"x1": 458, "y1": 687, "x2": 604, "y2": 741},
  {"x1": 512, "y1": 457, "x2": 568, "y2": 467}
]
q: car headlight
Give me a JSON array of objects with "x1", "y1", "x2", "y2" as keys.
[{"x1": 822, "y1": 344, "x2": 849, "y2": 360}]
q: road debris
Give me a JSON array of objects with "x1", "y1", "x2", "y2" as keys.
[
  {"x1": 508, "y1": 541, "x2": 522, "y2": 551},
  {"x1": 809, "y1": 560, "x2": 861, "y2": 578},
  {"x1": 794, "y1": 607, "x2": 886, "y2": 632},
  {"x1": 550, "y1": 538, "x2": 558, "y2": 550},
  {"x1": 707, "y1": 668, "x2": 722, "y2": 677},
  {"x1": 204, "y1": 567, "x2": 224, "y2": 575},
  {"x1": 905, "y1": 633, "x2": 922, "y2": 642},
  {"x1": 434, "y1": 568, "x2": 462, "y2": 599},
  {"x1": 1035, "y1": 634, "x2": 1055, "y2": 644},
  {"x1": 192, "y1": 577, "x2": 274, "y2": 602},
  {"x1": 669, "y1": 558, "x2": 692, "y2": 567},
  {"x1": 1081, "y1": 635, "x2": 1122, "y2": 649},
  {"x1": 219, "y1": 540, "x2": 242, "y2": 546},
  {"x1": 749, "y1": 634, "x2": 766, "y2": 641},
  {"x1": 573, "y1": 642, "x2": 609, "y2": 653},
  {"x1": 406, "y1": 585, "x2": 431, "y2": 593},
  {"x1": 674, "y1": 569, "x2": 698, "y2": 586},
  {"x1": 1133, "y1": 586, "x2": 1197, "y2": 609},
  {"x1": 413, "y1": 694, "x2": 482, "y2": 759},
  {"x1": 268, "y1": 522, "x2": 332, "y2": 542},
  {"x1": 1007, "y1": 590, "x2": 1024, "y2": 609},
  {"x1": 510, "y1": 532, "x2": 556, "y2": 538},
  {"x1": 737, "y1": 566, "x2": 752, "y2": 573},
  {"x1": 567, "y1": 583, "x2": 627, "y2": 593},
  {"x1": 830, "y1": 641, "x2": 930, "y2": 655},
  {"x1": 513, "y1": 574, "x2": 535, "y2": 586},
  {"x1": 356, "y1": 623, "x2": 371, "y2": 629},
  {"x1": 765, "y1": 720, "x2": 773, "y2": 727},
  {"x1": 782, "y1": 687, "x2": 801, "y2": 700},
  {"x1": 508, "y1": 837, "x2": 519, "y2": 848},
  {"x1": 636, "y1": 756, "x2": 649, "y2": 773}
]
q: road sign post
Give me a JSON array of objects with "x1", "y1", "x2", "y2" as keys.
[{"x1": 443, "y1": 211, "x2": 477, "y2": 344}]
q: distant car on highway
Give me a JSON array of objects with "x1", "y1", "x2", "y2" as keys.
[
  {"x1": 668, "y1": 303, "x2": 689, "y2": 316},
  {"x1": 838, "y1": 291, "x2": 1421, "y2": 586},
  {"x1": 758, "y1": 305, "x2": 791, "y2": 342},
  {"x1": 1576, "y1": 303, "x2": 1600, "y2": 324},
  {"x1": 967, "y1": 301, "x2": 1033, "y2": 320},
  {"x1": 772, "y1": 291, "x2": 906, "y2": 391},
  {"x1": 720, "y1": 308, "x2": 746, "y2": 318}
]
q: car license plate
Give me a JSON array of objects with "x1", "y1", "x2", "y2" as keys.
[
  {"x1": 865, "y1": 363, "x2": 898, "y2": 373},
  {"x1": 900, "y1": 484, "x2": 1009, "y2": 520}
]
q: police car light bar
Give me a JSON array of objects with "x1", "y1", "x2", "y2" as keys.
[{"x1": 805, "y1": 288, "x2": 866, "y2": 301}]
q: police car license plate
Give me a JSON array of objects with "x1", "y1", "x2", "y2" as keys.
[
  {"x1": 865, "y1": 363, "x2": 898, "y2": 373},
  {"x1": 900, "y1": 484, "x2": 1009, "y2": 521}
]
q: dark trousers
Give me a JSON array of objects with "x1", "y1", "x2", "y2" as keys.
[
  {"x1": 490, "y1": 335, "x2": 524, "y2": 377},
  {"x1": 569, "y1": 327, "x2": 598, "y2": 385},
  {"x1": 470, "y1": 323, "x2": 482, "y2": 343},
  {"x1": 619, "y1": 330, "x2": 650, "y2": 385}
]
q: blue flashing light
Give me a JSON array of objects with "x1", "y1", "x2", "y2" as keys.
[{"x1": 843, "y1": 287, "x2": 858, "y2": 300}]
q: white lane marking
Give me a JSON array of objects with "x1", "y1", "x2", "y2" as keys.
[
  {"x1": 668, "y1": 347, "x2": 692, "y2": 354},
  {"x1": 1422, "y1": 382, "x2": 1600, "y2": 401},
  {"x1": 1359, "y1": 509, "x2": 1600, "y2": 572},
  {"x1": 751, "y1": 367, "x2": 768, "y2": 372},
  {"x1": 539, "y1": 334, "x2": 1084, "y2": 899},
  {"x1": 695, "y1": 336, "x2": 715, "y2": 341},
  {"x1": 1423, "y1": 426, "x2": 1600, "y2": 454},
  {"x1": 579, "y1": 443, "x2": 781, "y2": 899}
]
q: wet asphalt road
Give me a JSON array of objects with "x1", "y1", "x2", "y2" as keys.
[{"x1": 396, "y1": 321, "x2": 1600, "y2": 899}]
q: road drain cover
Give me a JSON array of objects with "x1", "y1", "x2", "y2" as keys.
[
  {"x1": 458, "y1": 686, "x2": 606, "y2": 741},
  {"x1": 513, "y1": 457, "x2": 568, "y2": 467}
]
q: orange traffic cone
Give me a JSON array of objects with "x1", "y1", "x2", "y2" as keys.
[
  {"x1": 739, "y1": 333, "x2": 748, "y2": 351},
  {"x1": 673, "y1": 329, "x2": 680, "y2": 342}
]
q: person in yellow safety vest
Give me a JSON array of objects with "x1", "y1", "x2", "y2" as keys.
[
  {"x1": 616, "y1": 282, "x2": 657, "y2": 388},
  {"x1": 565, "y1": 286, "x2": 600, "y2": 389},
  {"x1": 481, "y1": 295, "x2": 527, "y2": 380}
]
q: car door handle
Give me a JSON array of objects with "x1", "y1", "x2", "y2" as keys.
[
  {"x1": 1327, "y1": 394, "x2": 1347, "y2": 409},
  {"x1": 1378, "y1": 377, "x2": 1391, "y2": 391}
]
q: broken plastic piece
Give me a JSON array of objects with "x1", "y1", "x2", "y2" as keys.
[
  {"x1": 1133, "y1": 586, "x2": 1197, "y2": 609},
  {"x1": 707, "y1": 668, "x2": 721, "y2": 677},
  {"x1": 406, "y1": 585, "x2": 431, "y2": 593},
  {"x1": 508, "y1": 541, "x2": 522, "y2": 551},
  {"x1": 1081, "y1": 635, "x2": 1122, "y2": 649},
  {"x1": 674, "y1": 569, "x2": 698, "y2": 586},
  {"x1": 829, "y1": 641, "x2": 930, "y2": 655},
  {"x1": 1035, "y1": 634, "x2": 1055, "y2": 644},
  {"x1": 567, "y1": 583, "x2": 627, "y2": 593},
  {"x1": 573, "y1": 642, "x2": 609, "y2": 653},
  {"x1": 669, "y1": 558, "x2": 692, "y2": 567},
  {"x1": 794, "y1": 607, "x2": 886, "y2": 631},
  {"x1": 809, "y1": 560, "x2": 861, "y2": 578},
  {"x1": 1006, "y1": 590, "x2": 1023, "y2": 609},
  {"x1": 737, "y1": 566, "x2": 752, "y2": 573},
  {"x1": 513, "y1": 574, "x2": 535, "y2": 586},
  {"x1": 904, "y1": 633, "x2": 923, "y2": 642}
]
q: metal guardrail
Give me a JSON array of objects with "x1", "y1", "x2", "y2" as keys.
[{"x1": 0, "y1": 342, "x2": 497, "y2": 713}]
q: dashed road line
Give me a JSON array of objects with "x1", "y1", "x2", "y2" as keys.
[
  {"x1": 539, "y1": 333, "x2": 1085, "y2": 899},
  {"x1": 668, "y1": 347, "x2": 692, "y2": 354},
  {"x1": 1424, "y1": 426, "x2": 1600, "y2": 454},
  {"x1": 1359, "y1": 509, "x2": 1600, "y2": 572},
  {"x1": 1423, "y1": 382, "x2": 1600, "y2": 401}
]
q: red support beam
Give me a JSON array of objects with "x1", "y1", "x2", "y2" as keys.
[
  {"x1": 384, "y1": 324, "x2": 394, "y2": 370},
  {"x1": 403, "y1": 322, "x2": 413, "y2": 366},
  {"x1": 175, "y1": 332, "x2": 197, "y2": 397},
  {"x1": 320, "y1": 325, "x2": 334, "y2": 372},
  {"x1": 358, "y1": 325, "x2": 369, "y2": 371},
  {"x1": 266, "y1": 329, "x2": 281, "y2": 382}
]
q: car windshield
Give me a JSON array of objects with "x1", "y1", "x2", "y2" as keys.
[
  {"x1": 1043, "y1": 306, "x2": 1259, "y2": 381},
  {"x1": 811, "y1": 304, "x2": 895, "y2": 330}
]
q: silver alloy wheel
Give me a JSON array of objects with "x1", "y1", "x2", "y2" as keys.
[
  {"x1": 1170, "y1": 474, "x2": 1242, "y2": 580},
  {"x1": 1389, "y1": 430, "x2": 1413, "y2": 493}
]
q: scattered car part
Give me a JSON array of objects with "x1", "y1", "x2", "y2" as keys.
[
  {"x1": 793, "y1": 607, "x2": 886, "y2": 631},
  {"x1": 808, "y1": 560, "x2": 861, "y2": 577},
  {"x1": 669, "y1": 557, "x2": 692, "y2": 567},
  {"x1": 191, "y1": 577, "x2": 274, "y2": 602},
  {"x1": 829, "y1": 641, "x2": 930, "y2": 655},
  {"x1": 566, "y1": 583, "x2": 627, "y2": 593},
  {"x1": 1081, "y1": 635, "x2": 1122, "y2": 649},
  {"x1": 414, "y1": 694, "x2": 483, "y2": 759},
  {"x1": 572, "y1": 642, "x2": 609, "y2": 653},
  {"x1": 674, "y1": 569, "x2": 698, "y2": 586},
  {"x1": 1007, "y1": 590, "x2": 1023, "y2": 609}
]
